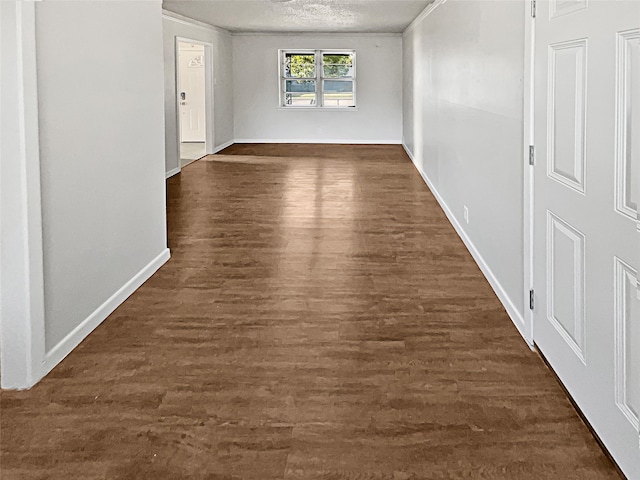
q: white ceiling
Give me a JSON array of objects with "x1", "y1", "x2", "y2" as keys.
[{"x1": 162, "y1": 0, "x2": 434, "y2": 34}]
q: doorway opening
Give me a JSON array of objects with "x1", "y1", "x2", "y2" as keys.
[{"x1": 177, "y1": 41, "x2": 208, "y2": 168}]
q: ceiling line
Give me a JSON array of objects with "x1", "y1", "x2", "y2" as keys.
[
  {"x1": 162, "y1": 9, "x2": 232, "y2": 36},
  {"x1": 231, "y1": 31, "x2": 402, "y2": 37}
]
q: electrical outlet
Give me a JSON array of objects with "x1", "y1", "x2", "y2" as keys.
[{"x1": 463, "y1": 206, "x2": 469, "y2": 224}]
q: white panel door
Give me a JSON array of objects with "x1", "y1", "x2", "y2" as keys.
[
  {"x1": 533, "y1": 1, "x2": 640, "y2": 477},
  {"x1": 179, "y1": 45, "x2": 206, "y2": 143}
]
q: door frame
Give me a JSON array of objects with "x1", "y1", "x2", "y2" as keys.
[
  {"x1": 174, "y1": 36, "x2": 215, "y2": 174},
  {"x1": 0, "y1": 1, "x2": 47, "y2": 389},
  {"x1": 522, "y1": 0, "x2": 536, "y2": 347}
]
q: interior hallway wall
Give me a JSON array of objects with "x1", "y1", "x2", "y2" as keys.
[
  {"x1": 163, "y1": 13, "x2": 234, "y2": 175},
  {"x1": 35, "y1": 0, "x2": 169, "y2": 365},
  {"x1": 402, "y1": 0, "x2": 526, "y2": 326}
]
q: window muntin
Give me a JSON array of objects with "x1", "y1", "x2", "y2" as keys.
[{"x1": 280, "y1": 50, "x2": 356, "y2": 108}]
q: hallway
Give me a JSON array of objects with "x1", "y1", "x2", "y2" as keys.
[{"x1": 0, "y1": 144, "x2": 621, "y2": 479}]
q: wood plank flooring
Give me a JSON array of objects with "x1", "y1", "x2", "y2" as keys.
[{"x1": 1, "y1": 144, "x2": 621, "y2": 479}]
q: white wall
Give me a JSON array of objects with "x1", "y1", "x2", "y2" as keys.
[
  {"x1": 34, "y1": 1, "x2": 169, "y2": 373},
  {"x1": 403, "y1": 1, "x2": 526, "y2": 328},
  {"x1": 232, "y1": 34, "x2": 403, "y2": 143},
  {"x1": 163, "y1": 13, "x2": 234, "y2": 174}
]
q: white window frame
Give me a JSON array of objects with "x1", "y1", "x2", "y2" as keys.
[{"x1": 279, "y1": 49, "x2": 357, "y2": 109}]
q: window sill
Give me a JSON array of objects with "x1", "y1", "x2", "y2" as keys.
[{"x1": 277, "y1": 106, "x2": 359, "y2": 111}]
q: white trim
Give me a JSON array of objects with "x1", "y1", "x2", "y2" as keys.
[
  {"x1": 614, "y1": 28, "x2": 640, "y2": 222},
  {"x1": 162, "y1": 10, "x2": 231, "y2": 36},
  {"x1": 233, "y1": 139, "x2": 401, "y2": 145},
  {"x1": 0, "y1": 1, "x2": 46, "y2": 390},
  {"x1": 166, "y1": 167, "x2": 181, "y2": 179},
  {"x1": 174, "y1": 36, "x2": 215, "y2": 176},
  {"x1": 522, "y1": 0, "x2": 535, "y2": 347},
  {"x1": 404, "y1": 0, "x2": 447, "y2": 35},
  {"x1": 42, "y1": 249, "x2": 171, "y2": 379},
  {"x1": 203, "y1": 40, "x2": 215, "y2": 155},
  {"x1": 279, "y1": 49, "x2": 357, "y2": 110},
  {"x1": 232, "y1": 32, "x2": 402, "y2": 38},
  {"x1": 211, "y1": 139, "x2": 234, "y2": 154},
  {"x1": 402, "y1": 143, "x2": 529, "y2": 345},
  {"x1": 277, "y1": 106, "x2": 359, "y2": 112},
  {"x1": 174, "y1": 139, "x2": 401, "y2": 161},
  {"x1": 170, "y1": 139, "x2": 234, "y2": 169}
]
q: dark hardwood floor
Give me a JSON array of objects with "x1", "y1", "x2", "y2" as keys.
[{"x1": 1, "y1": 144, "x2": 621, "y2": 479}]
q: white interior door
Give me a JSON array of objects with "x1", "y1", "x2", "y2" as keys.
[
  {"x1": 533, "y1": 1, "x2": 639, "y2": 477},
  {"x1": 178, "y1": 43, "x2": 206, "y2": 143}
]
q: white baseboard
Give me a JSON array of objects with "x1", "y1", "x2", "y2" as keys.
[
  {"x1": 166, "y1": 140, "x2": 233, "y2": 177},
  {"x1": 233, "y1": 138, "x2": 402, "y2": 145},
  {"x1": 211, "y1": 139, "x2": 234, "y2": 154},
  {"x1": 401, "y1": 143, "x2": 528, "y2": 343},
  {"x1": 168, "y1": 139, "x2": 402, "y2": 176},
  {"x1": 165, "y1": 167, "x2": 180, "y2": 179},
  {"x1": 42, "y1": 248, "x2": 171, "y2": 377}
]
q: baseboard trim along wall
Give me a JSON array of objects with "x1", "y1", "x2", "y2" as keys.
[
  {"x1": 166, "y1": 139, "x2": 405, "y2": 176},
  {"x1": 166, "y1": 167, "x2": 180, "y2": 179},
  {"x1": 233, "y1": 139, "x2": 402, "y2": 145},
  {"x1": 42, "y1": 248, "x2": 171, "y2": 379},
  {"x1": 166, "y1": 140, "x2": 234, "y2": 178},
  {"x1": 402, "y1": 143, "x2": 529, "y2": 344},
  {"x1": 211, "y1": 139, "x2": 234, "y2": 154},
  {"x1": 165, "y1": 140, "x2": 239, "y2": 178}
]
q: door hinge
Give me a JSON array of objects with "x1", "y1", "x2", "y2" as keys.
[
  {"x1": 531, "y1": 0, "x2": 536, "y2": 17},
  {"x1": 529, "y1": 145, "x2": 535, "y2": 166},
  {"x1": 529, "y1": 289, "x2": 535, "y2": 310}
]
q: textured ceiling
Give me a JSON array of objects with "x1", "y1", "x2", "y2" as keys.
[{"x1": 162, "y1": 0, "x2": 434, "y2": 33}]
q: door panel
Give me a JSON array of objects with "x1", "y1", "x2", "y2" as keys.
[
  {"x1": 533, "y1": 1, "x2": 640, "y2": 477},
  {"x1": 179, "y1": 44, "x2": 206, "y2": 143},
  {"x1": 548, "y1": 39, "x2": 587, "y2": 193},
  {"x1": 550, "y1": 0, "x2": 587, "y2": 19},
  {"x1": 614, "y1": 257, "x2": 640, "y2": 432},
  {"x1": 547, "y1": 211, "x2": 586, "y2": 362}
]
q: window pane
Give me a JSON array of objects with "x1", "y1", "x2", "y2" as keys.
[
  {"x1": 284, "y1": 92, "x2": 317, "y2": 106},
  {"x1": 323, "y1": 53, "x2": 354, "y2": 78},
  {"x1": 322, "y1": 80, "x2": 354, "y2": 107},
  {"x1": 285, "y1": 79, "x2": 316, "y2": 93},
  {"x1": 284, "y1": 53, "x2": 315, "y2": 78},
  {"x1": 284, "y1": 80, "x2": 316, "y2": 106}
]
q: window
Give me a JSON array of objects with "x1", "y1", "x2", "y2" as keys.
[{"x1": 279, "y1": 50, "x2": 356, "y2": 108}]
